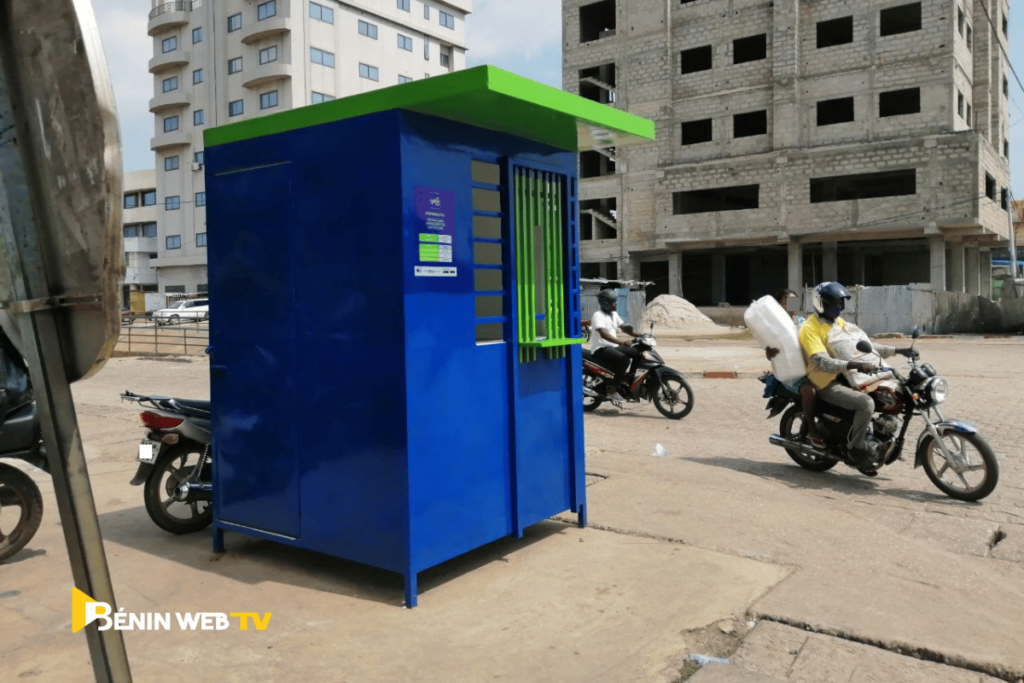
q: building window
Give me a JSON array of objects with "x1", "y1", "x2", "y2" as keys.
[
  {"x1": 734, "y1": 110, "x2": 768, "y2": 138},
  {"x1": 194, "y1": 151, "x2": 205, "y2": 165},
  {"x1": 423, "y1": 3, "x2": 430, "y2": 19},
  {"x1": 143, "y1": 222, "x2": 158, "y2": 237},
  {"x1": 123, "y1": 225, "x2": 139, "y2": 238},
  {"x1": 359, "y1": 63, "x2": 380, "y2": 81},
  {"x1": 228, "y1": 57, "x2": 242, "y2": 74},
  {"x1": 810, "y1": 169, "x2": 916, "y2": 202},
  {"x1": 966, "y1": 103, "x2": 972, "y2": 126},
  {"x1": 399, "y1": 75, "x2": 413, "y2": 83},
  {"x1": 161, "y1": 36, "x2": 177, "y2": 53},
  {"x1": 260, "y1": 46, "x2": 278, "y2": 64},
  {"x1": 966, "y1": 25, "x2": 972, "y2": 48},
  {"x1": 985, "y1": 173, "x2": 996, "y2": 200},
  {"x1": 672, "y1": 185, "x2": 760, "y2": 214},
  {"x1": 192, "y1": 27, "x2": 202, "y2": 43},
  {"x1": 1001, "y1": 188, "x2": 1009, "y2": 210},
  {"x1": 195, "y1": 192, "x2": 206, "y2": 207},
  {"x1": 398, "y1": 34, "x2": 413, "y2": 51},
  {"x1": 1004, "y1": 77, "x2": 1009, "y2": 98},
  {"x1": 424, "y1": 38, "x2": 430, "y2": 59},
  {"x1": 164, "y1": 285, "x2": 186, "y2": 293},
  {"x1": 879, "y1": 3, "x2": 922, "y2": 36},
  {"x1": 681, "y1": 118, "x2": 712, "y2": 145},
  {"x1": 163, "y1": 115, "x2": 179, "y2": 132},
  {"x1": 124, "y1": 193, "x2": 138, "y2": 209},
  {"x1": 878, "y1": 87, "x2": 921, "y2": 117},
  {"x1": 165, "y1": 196, "x2": 180, "y2": 211},
  {"x1": 733, "y1": 34, "x2": 767, "y2": 64},
  {"x1": 439, "y1": 10, "x2": 455, "y2": 29},
  {"x1": 192, "y1": 69, "x2": 203, "y2": 84},
  {"x1": 1005, "y1": 139, "x2": 1010, "y2": 158},
  {"x1": 311, "y1": 47, "x2": 335, "y2": 67},
  {"x1": 142, "y1": 190, "x2": 157, "y2": 206},
  {"x1": 958, "y1": 8, "x2": 965, "y2": 36},
  {"x1": 310, "y1": 2, "x2": 334, "y2": 23},
  {"x1": 680, "y1": 45, "x2": 712, "y2": 74},
  {"x1": 162, "y1": 76, "x2": 178, "y2": 92},
  {"x1": 194, "y1": 109, "x2": 204, "y2": 126},
  {"x1": 398, "y1": 0, "x2": 411, "y2": 10},
  {"x1": 579, "y1": 0, "x2": 615, "y2": 42},
  {"x1": 260, "y1": 90, "x2": 279, "y2": 109},
  {"x1": 817, "y1": 16, "x2": 853, "y2": 48},
  {"x1": 166, "y1": 235, "x2": 181, "y2": 249},
  {"x1": 228, "y1": 13, "x2": 241, "y2": 32},
  {"x1": 311, "y1": 91, "x2": 335, "y2": 104},
  {"x1": 229, "y1": 100, "x2": 244, "y2": 116},
  {"x1": 957, "y1": 91, "x2": 964, "y2": 117},
  {"x1": 258, "y1": 1, "x2": 276, "y2": 20},
  {"x1": 165, "y1": 155, "x2": 179, "y2": 171},
  {"x1": 197, "y1": 232, "x2": 208, "y2": 247},
  {"x1": 358, "y1": 20, "x2": 378, "y2": 39},
  {"x1": 440, "y1": 52, "x2": 450, "y2": 67},
  {"x1": 817, "y1": 97, "x2": 855, "y2": 126}
]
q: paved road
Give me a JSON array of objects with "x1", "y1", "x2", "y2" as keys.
[{"x1": 1, "y1": 335, "x2": 1021, "y2": 683}]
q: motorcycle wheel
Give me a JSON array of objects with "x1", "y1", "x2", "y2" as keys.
[
  {"x1": 652, "y1": 376, "x2": 694, "y2": 419},
  {"x1": 0, "y1": 462, "x2": 44, "y2": 562},
  {"x1": 583, "y1": 373, "x2": 604, "y2": 412},
  {"x1": 918, "y1": 430, "x2": 999, "y2": 502},
  {"x1": 779, "y1": 405, "x2": 838, "y2": 472},
  {"x1": 144, "y1": 443, "x2": 213, "y2": 534}
]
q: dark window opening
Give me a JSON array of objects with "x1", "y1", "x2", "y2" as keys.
[
  {"x1": 733, "y1": 34, "x2": 767, "y2": 64},
  {"x1": 580, "y1": 150, "x2": 616, "y2": 178},
  {"x1": 640, "y1": 261, "x2": 670, "y2": 300},
  {"x1": 1005, "y1": 140, "x2": 1010, "y2": 158},
  {"x1": 985, "y1": 174, "x2": 996, "y2": 200},
  {"x1": 580, "y1": 0, "x2": 616, "y2": 42},
  {"x1": 958, "y1": 8, "x2": 964, "y2": 36},
  {"x1": 579, "y1": 63, "x2": 616, "y2": 104},
  {"x1": 880, "y1": 3, "x2": 921, "y2": 37},
  {"x1": 1001, "y1": 188, "x2": 1009, "y2": 211},
  {"x1": 733, "y1": 110, "x2": 768, "y2": 138},
  {"x1": 957, "y1": 90, "x2": 964, "y2": 117},
  {"x1": 817, "y1": 97, "x2": 855, "y2": 126},
  {"x1": 817, "y1": 16, "x2": 854, "y2": 48},
  {"x1": 1004, "y1": 77, "x2": 1009, "y2": 98},
  {"x1": 810, "y1": 169, "x2": 916, "y2": 202},
  {"x1": 579, "y1": 198, "x2": 618, "y2": 240},
  {"x1": 681, "y1": 118, "x2": 713, "y2": 145},
  {"x1": 966, "y1": 25, "x2": 972, "y2": 48},
  {"x1": 673, "y1": 185, "x2": 760, "y2": 214},
  {"x1": 680, "y1": 45, "x2": 712, "y2": 74},
  {"x1": 879, "y1": 87, "x2": 920, "y2": 117}
]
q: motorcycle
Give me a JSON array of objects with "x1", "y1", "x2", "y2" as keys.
[
  {"x1": 122, "y1": 391, "x2": 213, "y2": 533},
  {"x1": 765, "y1": 331, "x2": 999, "y2": 501},
  {"x1": 582, "y1": 324, "x2": 694, "y2": 419},
  {"x1": 0, "y1": 332, "x2": 47, "y2": 562}
]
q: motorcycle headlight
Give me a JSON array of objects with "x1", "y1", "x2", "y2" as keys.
[
  {"x1": 645, "y1": 336, "x2": 657, "y2": 348},
  {"x1": 924, "y1": 377, "x2": 948, "y2": 403},
  {"x1": 642, "y1": 350, "x2": 658, "y2": 361}
]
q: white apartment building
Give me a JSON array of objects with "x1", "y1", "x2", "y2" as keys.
[
  {"x1": 564, "y1": 0, "x2": 1012, "y2": 305},
  {"x1": 147, "y1": 0, "x2": 472, "y2": 293},
  {"x1": 122, "y1": 169, "x2": 160, "y2": 304}
]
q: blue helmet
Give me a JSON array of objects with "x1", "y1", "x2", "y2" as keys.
[{"x1": 812, "y1": 282, "x2": 851, "y2": 319}]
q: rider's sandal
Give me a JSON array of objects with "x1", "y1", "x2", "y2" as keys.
[{"x1": 808, "y1": 434, "x2": 826, "y2": 450}]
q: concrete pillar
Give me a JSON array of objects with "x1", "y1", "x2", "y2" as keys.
[
  {"x1": 965, "y1": 247, "x2": 981, "y2": 295},
  {"x1": 929, "y1": 236, "x2": 946, "y2": 292},
  {"x1": 771, "y1": 0, "x2": 801, "y2": 149},
  {"x1": 980, "y1": 249, "x2": 993, "y2": 298},
  {"x1": 822, "y1": 241, "x2": 838, "y2": 282},
  {"x1": 947, "y1": 241, "x2": 965, "y2": 292},
  {"x1": 711, "y1": 252, "x2": 726, "y2": 304},
  {"x1": 668, "y1": 252, "x2": 682, "y2": 297},
  {"x1": 787, "y1": 241, "x2": 803, "y2": 292}
]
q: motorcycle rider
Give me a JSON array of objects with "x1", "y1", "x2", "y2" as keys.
[
  {"x1": 590, "y1": 288, "x2": 641, "y2": 405},
  {"x1": 800, "y1": 282, "x2": 916, "y2": 476}
]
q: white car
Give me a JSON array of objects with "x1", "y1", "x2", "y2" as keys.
[{"x1": 152, "y1": 298, "x2": 209, "y2": 325}]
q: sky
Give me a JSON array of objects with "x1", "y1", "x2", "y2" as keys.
[{"x1": 94, "y1": 0, "x2": 1022, "y2": 199}]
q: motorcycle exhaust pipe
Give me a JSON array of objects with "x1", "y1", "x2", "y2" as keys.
[
  {"x1": 583, "y1": 386, "x2": 602, "y2": 399},
  {"x1": 768, "y1": 434, "x2": 824, "y2": 457}
]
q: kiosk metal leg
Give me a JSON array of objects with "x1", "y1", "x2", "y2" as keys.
[
  {"x1": 577, "y1": 503, "x2": 587, "y2": 528},
  {"x1": 404, "y1": 572, "x2": 418, "y2": 608},
  {"x1": 212, "y1": 526, "x2": 225, "y2": 554}
]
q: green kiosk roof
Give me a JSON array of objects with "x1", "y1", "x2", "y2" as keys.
[{"x1": 204, "y1": 65, "x2": 655, "y2": 152}]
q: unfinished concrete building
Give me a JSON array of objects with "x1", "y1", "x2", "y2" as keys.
[{"x1": 563, "y1": 0, "x2": 1013, "y2": 304}]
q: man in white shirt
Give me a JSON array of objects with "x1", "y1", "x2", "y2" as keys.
[{"x1": 590, "y1": 288, "x2": 641, "y2": 404}]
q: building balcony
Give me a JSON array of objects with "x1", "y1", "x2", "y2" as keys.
[
  {"x1": 124, "y1": 236, "x2": 159, "y2": 254},
  {"x1": 151, "y1": 254, "x2": 208, "y2": 268},
  {"x1": 242, "y1": 62, "x2": 293, "y2": 89},
  {"x1": 149, "y1": 89, "x2": 192, "y2": 113},
  {"x1": 151, "y1": 129, "x2": 192, "y2": 151},
  {"x1": 125, "y1": 266, "x2": 159, "y2": 286},
  {"x1": 149, "y1": 49, "x2": 190, "y2": 73},
  {"x1": 240, "y1": 16, "x2": 292, "y2": 45},
  {"x1": 147, "y1": 2, "x2": 190, "y2": 35}
]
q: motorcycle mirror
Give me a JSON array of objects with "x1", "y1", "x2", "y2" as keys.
[
  {"x1": 855, "y1": 340, "x2": 873, "y2": 353},
  {"x1": 911, "y1": 327, "x2": 921, "y2": 340},
  {"x1": 650, "y1": 322, "x2": 654, "y2": 334}
]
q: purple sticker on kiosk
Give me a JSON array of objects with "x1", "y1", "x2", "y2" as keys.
[{"x1": 414, "y1": 187, "x2": 456, "y2": 276}]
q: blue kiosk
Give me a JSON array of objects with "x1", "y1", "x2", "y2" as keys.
[{"x1": 203, "y1": 66, "x2": 655, "y2": 606}]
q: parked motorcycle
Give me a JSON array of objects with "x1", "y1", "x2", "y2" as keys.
[
  {"x1": 0, "y1": 332, "x2": 47, "y2": 562},
  {"x1": 582, "y1": 325, "x2": 694, "y2": 419},
  {"x1": 122, "y1": 391, "x2": 212, "y2": 533},
  {"x1": 765, "y1": 331, "x2": 999, "y2": 501}
]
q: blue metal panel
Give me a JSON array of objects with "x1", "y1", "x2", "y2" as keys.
[{"x1": 515, "y1": 357, "x2": 572, "y2": 525}]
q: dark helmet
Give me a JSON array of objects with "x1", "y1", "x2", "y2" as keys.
[
  {"x1": 812, "y1": 282, "x2": 851, "y2": 319},
  {"x1": 597, "y1": 288, "x2": 618, "y2": 311}
]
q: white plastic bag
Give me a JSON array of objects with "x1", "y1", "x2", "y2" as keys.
[{"x1": 826, "y1": 322, "x2": 893, "y2": 390}]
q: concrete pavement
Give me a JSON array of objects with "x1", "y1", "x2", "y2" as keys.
[{"x1": 1, "y1": 335, "x2": 1022, "y2": 682}]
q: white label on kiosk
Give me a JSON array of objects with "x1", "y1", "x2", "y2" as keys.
[{"x1": 415, "y1": 266, "x2": 458, "y2": 277}]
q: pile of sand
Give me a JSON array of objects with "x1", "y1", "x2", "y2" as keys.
[{"x1": 640, "y1": 294, "x2": 717, "y2": 330}]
